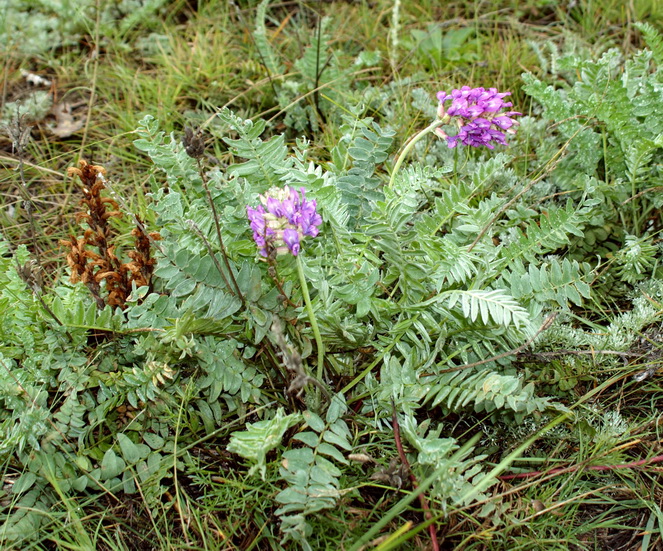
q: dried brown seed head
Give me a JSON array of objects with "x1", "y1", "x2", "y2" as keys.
[{"x1": 182, "y1": 126, "x2": 205, "y2": 159}]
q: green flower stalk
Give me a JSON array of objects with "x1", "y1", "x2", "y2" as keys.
[
  {"x1": 296, "y1": 255, "x2": 325, "y2": 381},
  {"x1": 388, "y1": 119, "x2": 445, "y2": 189}
]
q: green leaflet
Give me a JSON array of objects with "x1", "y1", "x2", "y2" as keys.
[{"x1": 227, "y1": 408, "x2": 302, "y2": 479}]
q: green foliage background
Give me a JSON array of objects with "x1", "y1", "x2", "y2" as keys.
[{"x1": 1, "y1": 1, "x2": 663, "y2": 549}]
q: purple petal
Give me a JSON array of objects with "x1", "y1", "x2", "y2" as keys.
[
  {"x1": 481, "y1": 98, "x2": 505, "y2": 112},
  {"x1": 433, "y1": 86, "x2": 520, "y2": 143},
  {"x1": 247, "y1": 186, "x2": 321, "y2": 256},
  {"x1": 302, "y1": 214, "x2": 322, "y2": 237},
  {"x1": 450, "y1": 119, "x2": 509, "y2": 149},
  {"x1": 283, "y1": 229, "x2": 300, "y2": 256},
  {"x1": 492, "y1": 115, "x2": 516, "y2": 130},
  {"x1": 247, "y1": 206, "x2": 266, "y2": 233},
  {"x1": 466, "y1": 104, "x2": 485, "y2": 117},
  {"x1": 266, "y1": 197, "x2": 285, "y2": 217}
]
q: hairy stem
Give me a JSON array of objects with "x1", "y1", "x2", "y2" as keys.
[
  {"x1": 388, "y1": 119, "x2": 444, "y2": 189},
  {"x1": 296, "y1": 255, "x2": 325, "y2": 381}
]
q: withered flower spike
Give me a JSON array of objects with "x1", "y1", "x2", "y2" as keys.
[
  {"x1": 123, "y1": 260, "x2": 141, "y2": 272},
  {"x1": 95, "y1": 271, "x2": 121, "y2": 283},
  {"x1": 64, "y1": 160, "x2": 160, "y2": 309},
  {"x1": 106, "y1": 288, "x2": 124, "y2": 305},
  {"x1": 84, "y1": 250, "x2": 102, "y2": 261}
]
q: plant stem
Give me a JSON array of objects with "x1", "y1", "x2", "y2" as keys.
[
  {"x1": 296, "y1": 255, "x2": 325, "y2": 381},
  {"x1": 392, "y1": 402, "x2": 439, "y2": 551},
  {"x1": 198, "y1": 158, "x2": 245, "y2": 303},
  {"x1": 388, "y1": 119, "x2": 444, "y2": 189}
]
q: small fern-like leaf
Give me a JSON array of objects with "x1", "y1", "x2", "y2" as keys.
[
  {"x1": 330, "y1": 115, "x2": 395, "y2": 225},
  {"x1": 400, "y1": 413, "x2": 489, "y2": 507},
  {"x1": 227, "y1": 408, "x2": 302, "y2": 479},
  {"x1": 253, "y1": 0, "x2": 285, "y2": 76},
  {"x1": 423, "y1": 369, "x2": 559, "y2": 417},
  {"x1": 0, "y1": 484, "x2": 51, "y2": 545},
  {"x1": 499, "y1": 201, "x2": 587, "y2": 266},
  {"x1": 153, "y1": 244, "x2": 242, "y2": 320},
  {"x1": 218, "y1": 108, "x2": 288, "y2": 189},
  {"x1": 446, "y1": 289, "x2": 529, "y2": 329},
  {"x1": 134, "y1": 115, "x2": 204, "y2": 193},
  {"x1": 501, "y1": 258, "x2": 592, "y2": 307},
  {"x1": 635, "y1": 22, "x2": 663, "y2": 66},
  {"x1": 275, "y1": 397, "x2": 351, "y2": 549}
]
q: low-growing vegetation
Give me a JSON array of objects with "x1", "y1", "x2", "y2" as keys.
[{"x1": 2, "y1": 1, "x2": 663, "y2": 549}]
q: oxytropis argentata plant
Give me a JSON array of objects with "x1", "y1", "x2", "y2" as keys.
[
  {"x1": 246, "y1": 186, "x2": 326, "y2": 395},
  {"x1": 389, "y1": 86, "x2": 521, "y2": 187}
]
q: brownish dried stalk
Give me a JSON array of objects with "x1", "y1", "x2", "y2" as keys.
[
  {"x1": 6, "y1": 114, "x2": 42, "y2": 263},
  {"x1": 125, "y1": 218, "x2": 160, "y2": 289},
  {"x1": 61, "y1": 160, "x2": 160, "y2": 309},
  {"x1": 391, "y1": 401, "x2": 440, "y2": 551}
]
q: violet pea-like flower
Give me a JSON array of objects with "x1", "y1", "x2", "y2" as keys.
[
  {"x1": 446, "y1": 119, "x2": 508, "y2": 150},
  {"x1": 435, "y1": 86, "x2": 521, "y2": 149},
  {"x1": 246, "y1": 186, "x2": 322, "y2": 257}
]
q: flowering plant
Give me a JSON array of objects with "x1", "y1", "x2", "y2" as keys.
[
  {"x1": 388, "y1": 85, "x2": 520, "y2": 188},
  {"x1": 246, "y1": 186, "x2": 322, "y2": 257},
  {"x1": 246, "y1": 185, "x2": 326, "y2": 391}
]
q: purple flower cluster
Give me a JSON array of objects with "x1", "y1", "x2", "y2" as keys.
[
  {"x1": 246, "y1": 186, "x2": 322, "y2": 257},
  {"x1": 436, "y1": 86, "x2": 521, "y2": 149}
]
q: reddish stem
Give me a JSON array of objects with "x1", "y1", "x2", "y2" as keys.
[
  {"x1": 392, "y1": 406, "x2": 440, "y2": 551},
  {"x1": 499, "y1": 453, "x2": 663, "y2": 481}
]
